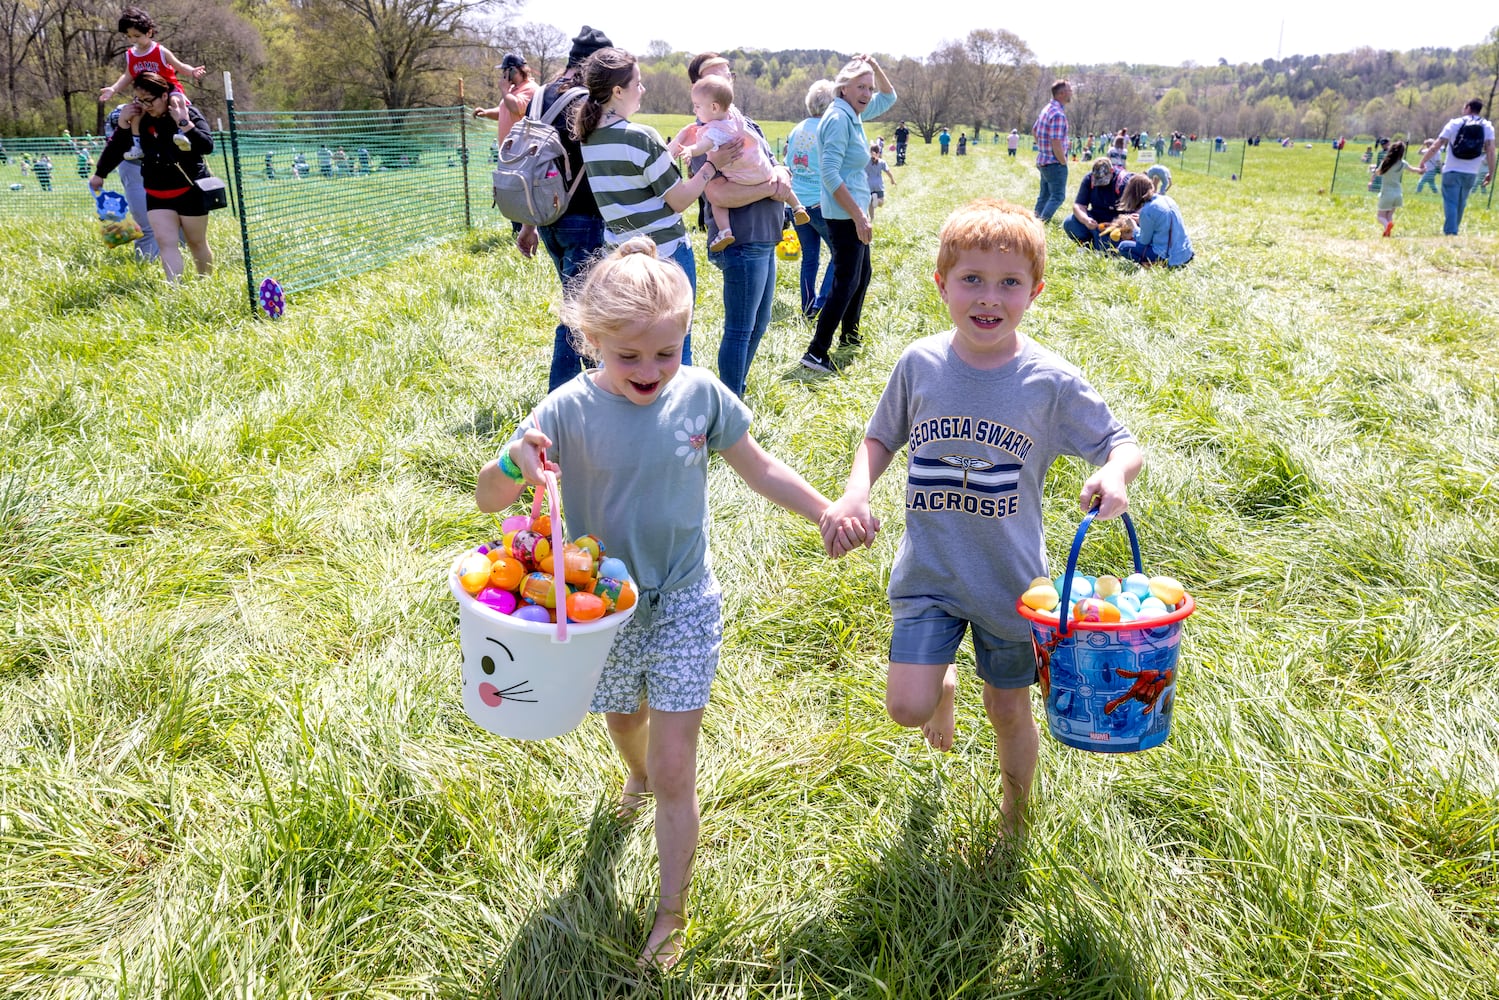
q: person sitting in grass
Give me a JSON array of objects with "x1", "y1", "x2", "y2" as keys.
[
  {"x1": 820, "y1": 198, "x2": 1142, "y2": 837},
  {"x1": 477, "y1": 237, "x2": 864, "y2": 968},
  {"x1": 1113, "y1": 173, "x2": 1195, "y2": 267}
]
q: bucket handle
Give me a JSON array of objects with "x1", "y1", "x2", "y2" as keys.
[
  {"x1": 1057, "y1": 506, "x2": 1142, "y2": 637},
  {"x1": 527, "y1": 470, "x2": 568, "y2": 644}
]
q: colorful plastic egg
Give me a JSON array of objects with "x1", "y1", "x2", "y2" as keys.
[
  {"x1": 591, "y1": 576, "x2": 636, "y2": 613},
  {"x1": 1148, "y1": 576, "x2": 1186, "y2": 607},
  {"x1": 501, "y1": 514, "x2": 530, "y2": 533},
  {"x1": 573, "y1": 534, "x2": 606, "y2": 562},
  {"x1": 1021, "y1": 583, "x2": 1060, "y2": 611},
  {"x1": 512, "y1": 604, "x2": 552, "y2": 624},
  {"x1": 519, "y1": 571, "x2": 560, "y2": 608},
  {"x1": 475, "y1": 587, "x2": 518, "y2": 614},
  {"x1": 1073, "y1": 597, "x2": 1121, "y2": 623},
  {"x1": 1055, "y1": 576, "x2": 1092, "y2": 601},
  {"x1": 598, "y1": 557, "x2": 629, "y2": 582},
  {"x1": 507, "y1": 529, "x2": 544, "y2": 566},
  {"x1": 531, "y1": 514, "x2": 552, "y2": 538},
  {"x1": 1095, "y1": 575, "x2": 1121, "y2": 598},
  {"x1": 541, "y1": 544, "x2": 596, "y2": 586},
  {"x1": 565, "y1": 591, "x2": 606, "y2": 623},
  {"x1": 458, "y1": 553, "x2": 492, "y2": 595},
  {"x1": 1138, "y1": 596, "x2": 1169, "y2": 618},
  {"x1": 488, "y1": 556, "x2": 526, "y2": 592},
  {"x1": 1122, "y1": 573, "x2": 1151, "y2": 599},
  {"x1": 1115, "y1": 591, "x2": 1142, "y2": 614}
]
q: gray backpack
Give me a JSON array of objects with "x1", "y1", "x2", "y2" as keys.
[{"x1": 492, "y1": 86, "x2": 588, "y2": 226}]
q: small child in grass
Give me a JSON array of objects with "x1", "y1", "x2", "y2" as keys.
[
  {"x1": 820, "y1": 198, "x2": 1142, "y2": 837},
  {"x1": 669, "y1": 75, "x2": 809, "y2": 251},
  {"x1": 476, "y1": 237, "x2": 863, "y2": 968},
  {"x1": 1371, "y1": 140, "x2": 1422, "y2": 237},
  {"x1": 99, "y1": 6, "x2": 206, "y2": 158}
]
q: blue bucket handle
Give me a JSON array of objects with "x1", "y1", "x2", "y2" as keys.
[{"x1": 1057, "y1": 505, "x2": 1143, "y2": 636}]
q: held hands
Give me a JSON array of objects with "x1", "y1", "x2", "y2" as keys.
[{"x1": 819, "y1": 496, "x2": 880, "y2": 558}]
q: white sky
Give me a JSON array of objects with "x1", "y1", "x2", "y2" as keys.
[{"x1": 517, "y1": 0, "x2": 1495, "y2": 68}]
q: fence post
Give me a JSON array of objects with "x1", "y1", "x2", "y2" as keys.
[
  {"x1": 218, "y1": 129, "x2": 236, "y2": 217},
  {"x1": 458, "y1": 79, "x2": 471, "y2": 230},
  {"x1": 1237, "y1": 141, "x2": 1246, "y2": 180},
  {"x1": 1330, "y1": 144, "x2": 1340, "y2": 194},
  {"x1": 225, "y1": 72, "x2": 256, "y2": 315},
  {"x1": 1206, "y1": 142, "x2": 1213, "y2": 174}
]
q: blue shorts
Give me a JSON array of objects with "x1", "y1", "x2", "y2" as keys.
[{"x1": 889, "y1": 606, "x2": 1037, "y2": 690}]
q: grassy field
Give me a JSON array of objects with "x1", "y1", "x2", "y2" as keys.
[{"x1": 1, "y1": 135, "x2": 1497, "y2": 999}]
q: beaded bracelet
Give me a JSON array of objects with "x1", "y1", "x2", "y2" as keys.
[{"x1": 498, "y1": 448, "x2": 526, "y2": 484}]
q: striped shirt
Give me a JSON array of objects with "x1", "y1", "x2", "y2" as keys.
[
  {"x1": 580, "y1": 120, "x2": 687, "y2": 255},
  {"x1": 1033, "y1": 99, "x2": 1068, "y2": 166}
]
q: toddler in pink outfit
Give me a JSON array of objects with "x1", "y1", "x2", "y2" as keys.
[{"x1": 671, "y1": 76, "x2": 809, "y2": 251}]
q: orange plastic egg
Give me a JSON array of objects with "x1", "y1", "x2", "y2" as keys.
[
  {"x1": 540, "y1": 544, "x2": 596, "y2": 586},
  {"x1": 531, "y1": 514, "x2": 551, "y2": 538},
  {"x1": 1073, "y1": 597, "x2": 1121, "y2": 623},
  {"x1": 565, "y1": 591, "x2": 606, "y2": 622},
  {"x1": 458, "y1": 554, "x2": 492, "y2": 595},
  {"x1": 488, "y1": 555, "x2": 526, "y2": 592}
]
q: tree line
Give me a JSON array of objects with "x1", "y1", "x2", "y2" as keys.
[{"x1": 2, "y1": 0, "x2": 1495, "y2": 147}]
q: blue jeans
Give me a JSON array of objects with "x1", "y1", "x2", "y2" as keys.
[
  {"x1": 793, "y1": 205, "x2": 834, "y2": 316},
  {"x1": 710, "y1": 240, "x2": 776, "y2": 398},
  {"x1": 668, "y1": 239, "x2": 696, "y2": 366},
  {"x1": 1118, "y1": 240, "x2": 1166, "y2": 264},
  {"x1": 1062, "y1": 214, "x2": 1111, "y2": 250},
  {"x1": 538, "y1": 213, "x2": 607, "y2": 392},
  {"x1": 1440, "y1": 170, "x2": 1479, "y2": 235},
  {"x1": 1035, "y1": 162, "x2": 1069, "y2": 222}
]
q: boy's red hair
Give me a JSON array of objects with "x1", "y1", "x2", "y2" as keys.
[{"x1": 936, "y1": 199, "x2": 1046, "y2": 287}]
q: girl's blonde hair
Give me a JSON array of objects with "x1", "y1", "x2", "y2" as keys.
[{"x1": 561, "y1": 238, "x2": 693, "y2": 351}]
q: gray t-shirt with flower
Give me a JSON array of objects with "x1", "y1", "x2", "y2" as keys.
[{"x1": 514, "y1": 366, "x2": 752, "y2": 596}]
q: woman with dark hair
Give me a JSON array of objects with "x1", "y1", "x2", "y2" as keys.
[
  {"x1": 90, "y1": 70, "x2": 214, "y2": 281},
  {"x1": 798, "y1": 55, "x2": 896, "y2": 374},
  {"x1": 572, "y1": 46, "x2": 725, "y2": 365},
  {"x1": 1114, "y1": 173, "x2": 1194, "y2": 267}
]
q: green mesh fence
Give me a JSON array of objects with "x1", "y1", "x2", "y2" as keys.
[
  {"x1": 1176, "y1": 139, "x2": 1248, "y2": 180},
  {"x1": 1328, "y1": 145, "x2": 1495, "y2": 209},
  {"x1": 227, "y1": 104, "x2": 485, "y2": 303},
  {"x1": 0, "y1": 133, "x2": 238, "y2": 218}
]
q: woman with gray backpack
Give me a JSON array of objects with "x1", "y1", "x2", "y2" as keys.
[{"x1": 507, "y1": 27, "x2": 614, "y2": 391}]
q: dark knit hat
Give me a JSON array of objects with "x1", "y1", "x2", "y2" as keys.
[{"x1": 567, "y1": 26, "x2": 612, "y2": 67}]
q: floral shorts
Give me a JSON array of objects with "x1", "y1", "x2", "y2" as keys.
[{"x1": 589, "y1": 573, "x2": 723, "y2": 714}]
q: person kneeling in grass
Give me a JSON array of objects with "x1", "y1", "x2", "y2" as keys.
[
  {"x1": 1113, "y1": 173, "x2": 1194, "y2": 267},
  {"x1": 821, "y1": 198, "x2": 1142, "y2": 837}
]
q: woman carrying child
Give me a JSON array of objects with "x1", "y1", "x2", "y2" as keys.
[
  {"x1": 1371, "y1": 140, "x2": 1422, "y2": 237},
  {"x1": 572, "y1": 47, "x2": 729, "y2": 367},
  {"x1": 476, "y1": 238, "x2": 863, "y2": 968},
  {"x1": 90, "y1": 70, "x2": 214, "y2": 282}
]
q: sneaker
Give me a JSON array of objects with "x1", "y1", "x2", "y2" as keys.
[
  {"x1": 1382, "y1": 220, "x2": 1394, "y2": 237},
  {"x1": 709, "y1": 229, "x2": 735, "y2": 252},
  {"x1": 122, "y1": 146, "x2": 144, "y2": 162},
  {"x1": 798, "y1": 352, "x2": 835, "y2": 374},
  {"x1": 173, "y1": 132, "x2": 192, "y2": 151}
]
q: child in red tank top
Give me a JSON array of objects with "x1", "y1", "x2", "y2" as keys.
[{"x1": 99, "y1": 6, "x2": 206, "y2": 157}]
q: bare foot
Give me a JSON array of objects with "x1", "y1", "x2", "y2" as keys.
[
  {"x1": 616, "y1": 774, "x2": 650, "y2": 821},
  {"x1": 921, "y1": 665, "x2": 957, "y2": 751},
  {"x1": 638, "y1": 914, "x2": 686, "y2": 971}
]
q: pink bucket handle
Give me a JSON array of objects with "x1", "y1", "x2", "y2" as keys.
[{"x1": 540, "y1": 469, "x2": 567, "y2": 643}]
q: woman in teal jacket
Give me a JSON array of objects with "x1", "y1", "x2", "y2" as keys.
[
  {"x1": 799, "y1": 55, "x2": 896, "y2": 373},
  {"x1": 1115, "y1": 173, "x2": 1194, "y2": 267}
]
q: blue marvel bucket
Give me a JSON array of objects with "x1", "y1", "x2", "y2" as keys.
[{"x1": 1016, "y1": 510, "x2": 1194, "y2": 753}]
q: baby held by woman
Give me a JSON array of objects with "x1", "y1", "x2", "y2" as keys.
[{"x1": 671, "y1": 75, "x2": 809, "y2": 250}]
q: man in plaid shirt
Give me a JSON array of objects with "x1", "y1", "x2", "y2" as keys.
[{"x1": 1032, "y1": 79, "x2": 1073, "y2": 222}]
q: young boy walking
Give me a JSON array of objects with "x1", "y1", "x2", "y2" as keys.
[{"x1": 821, "y1": 198, "x2": 1142, "y2": 835}]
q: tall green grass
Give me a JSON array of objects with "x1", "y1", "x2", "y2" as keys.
[{"x1": 1, "y1": 137, "x2": 1496, "y2": 998}]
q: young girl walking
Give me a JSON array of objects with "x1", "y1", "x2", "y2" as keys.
[
  {"x1": 1372, "y1": 140, "x2": 1422, "y2": 236},
  {"x1": 476, "y1": 238, "x2": 864, "y2": 969}
]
